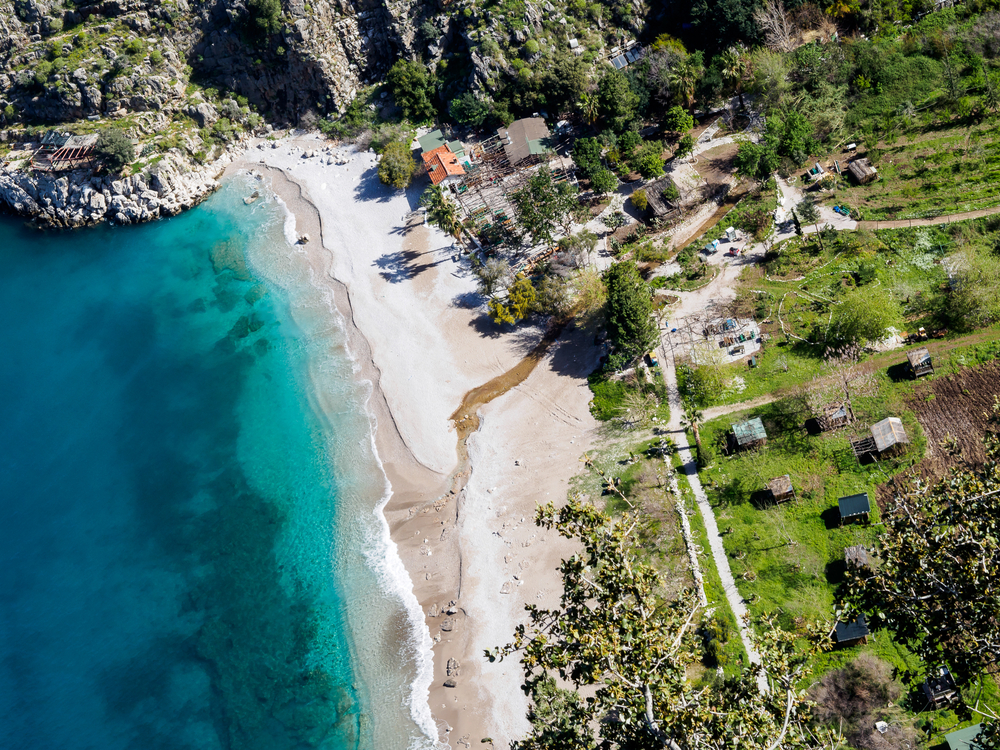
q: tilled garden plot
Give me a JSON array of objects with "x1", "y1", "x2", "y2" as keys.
[{"x1": 878, "y1": 360, "x2": 1000, "y2": 507}]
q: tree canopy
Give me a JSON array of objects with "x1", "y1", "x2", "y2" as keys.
[
  {"x1": 603, "y1": 260, "x2": 657, "y2": 364},
  {"x1": 512, "y1": 166, "x2": 582, "y2": 245},
  {"x1": 597, "y1": 70, "x2": 639, "y2": 133},
  {"x1": 491, "y1": 497, "x2": 836, "y2": 750},
  {"x1": 828, "y1": 286, "x2": 901, "y2": 346},
  {"x1": 387, "y1": 60, "x2": 437, "y2": 122},
  {"x1": 378, "y1": 140, "x2": 416, "y2": 189},
  {"x1": 845, "y1": 416, "x2": 1000, "y2": 685},
  {"x1": 734, "y1": 140, "x2": 780, "y2": 184},
  {"x1": 95, "y1": 128, "x2": 134, "y2": 173}
]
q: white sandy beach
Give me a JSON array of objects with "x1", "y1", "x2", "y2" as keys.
[{"x1": 227, "y1": 133, "x2": 600, "y2": 748}]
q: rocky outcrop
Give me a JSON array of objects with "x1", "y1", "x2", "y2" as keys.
[{"x1": 0, "y1": 147, "x2": 237, "y2": 227}]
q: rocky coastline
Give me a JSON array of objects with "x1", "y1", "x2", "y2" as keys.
[{"x1": 0, "y1": 140, "x2": 251, "y2": 228}]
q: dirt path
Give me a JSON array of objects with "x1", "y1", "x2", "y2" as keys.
[
  {"x1": 702, "y1": 393, "x2": 782, "y2": 422},
  {"x1": 658, "y1": 331, "x2": 769, "y2": 692},
  {"x1": 856, "y1": 202, "x2": 1000, "y2": 229}
]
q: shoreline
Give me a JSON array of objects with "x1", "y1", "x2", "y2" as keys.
[{"x1": 227, "y1": 135, "x2": 601, "y2": 748}]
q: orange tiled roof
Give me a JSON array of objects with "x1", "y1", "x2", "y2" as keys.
[{"x1": 422, "y1": 144, "x2": 465, "y2": 185}]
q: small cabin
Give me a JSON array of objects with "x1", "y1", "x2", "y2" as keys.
[
  {"x1": 848, "y1": 157, "x2": 878, "y2": 185},
  {"x1": 844, "y1": 545, "x2": 870, "y2": 569},
  {"x1": 767, "y1": 475, "x2": 795, "y2": 503},
  {"x1": 906, "y1": 347, "x2": 933, "y2": 378},
  {"x1": 851, "y1": 417, "x2": 909, "y2": 459},
  {"x1": 838, "y1": 492, "x2": 871, "y2": 525},
  {"x1": 817, "y1": 402, "x2": 850, "y2": 431},
  {"x1": 732, "y1": 417, "x2": 767, "y2": 450},
  {"x1": 923, "y1": 667, "x2": 958, "y2": 708},
  {"x1": 834, "y1": 614, "x2": 870, "y2": 646},
  {"x1": 498, "y1": 117, "x2": 551, "y2": 167},
  {"x1": 945, "y1": 724, "x2": 984, "y2": 750},
  {"x1": 645, "y1": 175, "x2": 681, "y2": 220}
]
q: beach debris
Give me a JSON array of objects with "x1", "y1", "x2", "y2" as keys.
[
  {"x1": 504, "y1": 554, "x2": 513, "y2": 564},
  {"x1": 447, "y1": 658, "x2": 461, "y2": 677},
  {"x1": 500, "y1": 582, "x2": 514, "y2": 594},
  {"x1": 446, "y1": 602, "x2": 458, "y2": 615},
  {"x1": 443, "y1": 679, "x2": 458, "y2": 688},
  {"x1": 428, "y1": 603, "x2": 439, "y2": 617},
  {"x1": 296, "y1": 233, "x2": 310, "y2": 245},
  {"x1": 440, "y1": 619, "x2": 454, "y2": 631}
]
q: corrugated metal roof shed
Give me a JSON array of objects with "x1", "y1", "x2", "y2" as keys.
[
  {"x1": 839, "y1": 492, "x2": 870, "y2": 520},
  {"x1": 732, "y1": 417, "x2": 766, "y2": 446},
  {"x1": 835, "y1": 614, "x2": 869, "y2": 642},
  {"x1": 945, "y1": 724, "x2": 984, "y2": 750}
]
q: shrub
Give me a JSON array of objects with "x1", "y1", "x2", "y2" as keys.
[
  {"x1": 449, "y1": 92, "x2": 490, "y2": 127},
  {"x1": 590, "y1": 168, "x2": 617, "y2": 194},
  {"x1": 631, "y1": 188, "x2": 648, "y2": 212},
  {"x1": 386, "y1": 59, "x2": 436, "y2": 122},
  {"x1": 33, "y1": 60, "x2": 54, "y2": 88},
  {"x1": 149, "y1": 49, "x2": 164, "y2": 67},
  {"x1": 378, "y1": 141, "x2": 416, "y2": 189},
  {"x1": 630, "y1": 141, "x2": 665, "y2": 178},
  {"x1": 246, "y1": 0, "x2": 282, "y2": 38},
  {"x1": 525, "y1": 39, "x2": 540, "y2": 55},
  {"x1": 95, "y1": 128, "x2": 135, "y2": 173}
]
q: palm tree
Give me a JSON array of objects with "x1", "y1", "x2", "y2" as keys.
[
  {"x1": 420, "y1": 185, "x2": 462, "y2": 239},
  {"x1": 720, "y1": 44, "x2": 750, "y2": 110},
  {"x1": 668, "y1": 60, "x2": 698, "y2": 110},
  {"x1": 580, "y1": 92, "x2": 599, "y2": 126},
  {"x1": 681, "y1": 396, "x2": 707, "y2": 466}
]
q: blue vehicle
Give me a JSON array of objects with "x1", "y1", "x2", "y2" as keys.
[{"x1": 833, "y1": 205, "x2": 850, "y2": 217}]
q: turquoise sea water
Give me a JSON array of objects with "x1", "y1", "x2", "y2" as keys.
[{"x1": 0, "y1": 179, "x2": 433, "y2": 750}]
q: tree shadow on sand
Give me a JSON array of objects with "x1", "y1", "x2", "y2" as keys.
[{"x1": 373, "y1": 246, "x2": 450, "y2": 283}]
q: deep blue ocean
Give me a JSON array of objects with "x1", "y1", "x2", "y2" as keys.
[{"x1": 0, "y1": 178, "x2": 433, "y2": 750}]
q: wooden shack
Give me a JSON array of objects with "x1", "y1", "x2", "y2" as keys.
[
  {"x1": 847, "y1": 157, "x2": 878, "y2": 185},
  {"x1": 851, "y1": 417, "x2": 909, "y2": 459},
  {"x1": 498, "y1": 118, "x2": 550, "y2": 167},
  {"x1": 644, "y1": 175, "x2": 681, "y2": 220},
  {"x1": 906, "y1": 347, "x2": 933, "y2": 378},
  {"x1": 817, "y1": 402, "x2": 850, "y2": 431},
  {"x1": 767, "y1": 474, "x2": 795, "y2": 503},
  {"x1": 844, "y1": 545, "x2": 870, "y2": 569},
  {"x1": 923, "y1": 667, "x2": 958, "y2": 708},
  {"x1": 834, "y1": 614, "x2": 870, "y2": 646},
  {"x1": 838, "y1": 492, "x2": 871, "y2": 525},
  {"x1": 732, "y1": 417, "x2": 767, "y2": 450}
]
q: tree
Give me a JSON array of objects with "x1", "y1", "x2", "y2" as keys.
[
  {"x1": 668, "y1": 58, "x2": 700, "y2": 109},
  {"x1": 674, "y1": 134, "x2": 696, "y2": 160},
  {"x1": 603, "y1": 260, "x2": 657, "y2": 364},
  {"x1": 845, "y1": 419, "x2": 1000, "y2": 685},
  {"x1": 420, "y1": 185, "x2": 461, "y2": 238},
  {"x1": 386, "y1": 60, "x2": 436, "y2": 122},
  {"x1": 681, "y1": 396, "x2": 707, "y2": 466},
  {"x1": 572, "y1": 137, "x2": 604, "y2": 182},
  {"x1": 491, "y1": 497, "x2": 837, "y2": 750},
  {"x1": 95, "y1": 128, "x2": 135, "y2": 173},
  {"x1": 597, "y1": 70, "x2": 639, "y2": 133},
  {"x1": 245, "y1": 0, "x2": 282, "y2": 39},
  {"x1": 449, "y1": 92, "x2": 490, "y2": 127},
  {"x1": 829, "y1": 286, "x2": 901, "y2": 346},
  {"x1": 512, "y1": 166, "x2": 581, "y2": 245},
  {"x1": 664, "y1": 105, "x2": 695, "y2": 135},
  {"x1": 947, "y1": 249, "x2": 1000, "y2": 331},
  {"x1": 754, "y1": 0, "x2": 797, "y2": 53},
  {"x1": 378, "y1": 141, "x2": 416, "y2": 189},
  {"x1": 629, "y1": 141, "x2": 665, "y2": 179},
  {"x1": 631, "y1": 188, "x2": 648, "y2": 212},
  {"x1": 476, "y1": 257, "x2": 510, "y2": 297},
  {"x1": 795, "y1": 195, "x2": 823, "y2": 249},
  {"x1": 720, "y1": 44, "x2": 751, "y2": 109},
  {"x1": 590, "y1": 169, "x2": 618, "y2": 195},
  {"x1": 734, "y1": 140, "x2": 779, "y2": 184}
]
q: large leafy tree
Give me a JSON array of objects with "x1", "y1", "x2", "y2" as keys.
[
  {"x1": 378, "y1": 141, "x2": 416, "y2": 189},
  {"x1": 491, "y1": 498, "x2": 836, "y2": 750},
  {"x1": 845, "y1": 419, "x2": 1000, "y2": 685},
  {"x1": 386, "y1": 60, "x2": 437, "y2": 122},
  {"x1": 603, "y1": 260, "x2": 657, "y2": 364},
  {"x1": 828, "y1": 286, "x2": 901, "y2": 346},
  {"x1": 95, "y1": 128, "x2": 135, "y2": 173},
  {"x1": 597, "y1": 69, "x2": 640, "y2": 133},
  {"x1": 512, "y1": 166, "x2": 582, "y2": 245},
  {"x1": 734, "y1": 140, "x2": 780, "y2": 185}
]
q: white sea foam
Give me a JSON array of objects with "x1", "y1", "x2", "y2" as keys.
[{"x1": 257, "y1": 176, "x2": 443, "y2": 750}]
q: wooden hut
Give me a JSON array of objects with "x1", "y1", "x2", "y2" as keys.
[
  {"x1": 834, "y1": 614, "x2": 870, "y2": 646},
  {"x1": 906, "y1": 347, "x2": 933, "y2": 378},
  {"x1": 817, "y1": 402, "x2": 850, "y2": 431},
  {"x1": 498, "y1": 118, "x2": 550, "y2": 167},
  {"x1": 644, "y1": 175, "x2": 681, "y2": 220},
  {"x1": 838, "y1": 492, "x2": 871, "y2": 525},
  {"x1": 767, "y1": 475, "x2": 795, "y2": 503},
  {"x1": 732, "y1": 417, "x2": 767, "y2": 450},
  {"x1": 851, "y1": 417, "x2": 909, "y2": 459},
  {"x1": 847, "y1": 157, "x2": 878, "y2": 185},
  {"x1": 922, "y1": 667, "x2": 958, "y2": 708}
]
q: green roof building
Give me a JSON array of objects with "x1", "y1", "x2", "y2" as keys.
[{"x1": 945, "y1": 724, "x2": 984, "y2": 750}]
